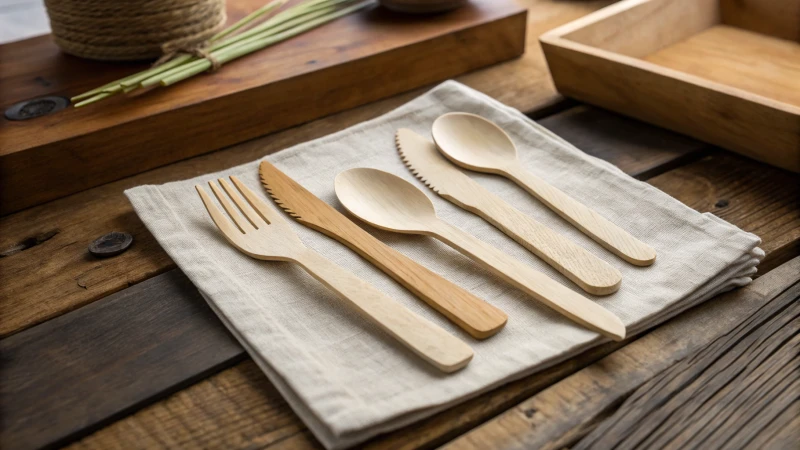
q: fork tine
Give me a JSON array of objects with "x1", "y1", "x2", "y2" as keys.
[
  {"x1": 208, "y1": 181, "x2": 255, "y2": 233},
  {"x1": 196, "y1": 185, "x2": 243, "y2": 239},
  {"x1": 218, "y1": 178, "x2": 264, "y2": 229},
  {"x1": 230, "y1": 175, "x2": 283, "y2": 225}
]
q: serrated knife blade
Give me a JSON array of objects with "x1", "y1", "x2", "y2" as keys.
[
  {"x1": 396, "y1": 128, "x2": 622, "y2": 295},
  {"x1": 258, "y1": 160, "x2": 508, "y2": 339}
]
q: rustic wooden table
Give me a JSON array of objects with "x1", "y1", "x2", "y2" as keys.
[{"x1": 1, "y1": 1, "x2": 798, "y2": 449}]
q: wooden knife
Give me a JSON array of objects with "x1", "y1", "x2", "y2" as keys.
[
  {"x1": 259, "y1": 161, "x2": 508, "y2": 339},
  {"x1": 396, "y1": 128, "x2": 622, "y2": 295}
]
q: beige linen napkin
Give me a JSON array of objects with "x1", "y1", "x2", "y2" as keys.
[{"x1": 126, "y1": 81, "x2": 762, "y2": 449}]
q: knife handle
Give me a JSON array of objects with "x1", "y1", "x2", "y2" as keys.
[
  {"x1": 307, "y1": 220, "x2": 508, "y2": 339},
  {"x1": 462, "y1": 195, "x2": 622, "y2": 295}
]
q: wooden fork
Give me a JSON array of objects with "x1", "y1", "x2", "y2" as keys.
[{"x1": 195, "y1": 176, "x2": 474, "y2": 373}]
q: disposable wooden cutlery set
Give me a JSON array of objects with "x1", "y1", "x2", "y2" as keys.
[{"x1": 196, "y1": 113, "x2": 657, "y2": 373}]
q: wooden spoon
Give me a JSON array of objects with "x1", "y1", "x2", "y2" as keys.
[
  {"x1": 334, "y1": 168, "x2": 626, "y2": 341},
  {"x1": 431, "y1": 112, "x2": 656, "y2": 266}
]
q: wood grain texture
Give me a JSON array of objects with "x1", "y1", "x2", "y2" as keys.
[
  {"x1": 431, "y1": 112, "x2": 657, "y2": 265},
  {"x1": 0, "y1": 0, "x2": 528, "y2": 215},
  {"x1": 1, "y1": 107, "x2": 714, "y2": 450},
  {"x1": 647, "y1": 152, "x2": 800, "y2": 274},
  {"x1": 444, "y1": 256, "x2": 800, "y2": 450},
  {"x1": 0, "y1": 270, "x2": 244, "y2": 450},
  {"x1": 720, "y1": 0, "x2": 800, "y2": 41},
  {"x1": 540, "y1": 0, "x2": 800, "y2": 172},
  {"x1": 0, "y1": 0, "x2": 617, "y2": 339},
  {"x1": 334, "y1": 168, "x2": 626, "y2": 341},
  {"x1": 574, "y1": 284, "x2": 800, "y2": 449},
  {"x1": 556, "y1": 0, "x2": 719, "y2": 59},
  {"x1": 198, "y1": 177, "x2": 474, "y2": 371},
  {"x1": 396, "y1": 128, "x2": 623, "y2": 295},
  {"x1": 645, "y1": 25, "x2": 800, "y2": 108},
  {"x1": 258, "y1": 161, "x2": 508, "y2": 339}
]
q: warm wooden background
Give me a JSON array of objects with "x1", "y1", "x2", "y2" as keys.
[{"x1": 1, "y1": 1, "x2": 798, "y2": 449}]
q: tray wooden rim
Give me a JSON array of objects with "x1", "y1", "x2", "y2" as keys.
[
  {"x1": 539, "y1": 0, "x2": 800, "y2": 116},
  {"x1": 538, "y1": 0, "x2": 800, "y2": 173}
]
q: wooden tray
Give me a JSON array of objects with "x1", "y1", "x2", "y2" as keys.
[
  {"x1": 540, "y1": 0, "x2": 800, "y2": 173},
  {"x1": 0, "y1": 0, "x2": 526, "y2": 215}
]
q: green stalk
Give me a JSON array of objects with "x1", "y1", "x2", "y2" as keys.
[
  {"x1": 211, "y1": 0, "x2": 354, "y2": 52},
  {"x1": 74, "y1": 0, "x2": 290, "y2": 102},
  {"x1": 161, "y1": 1, "x2": 370, "y2": 86},
  {"x1": 71, "y1": 71, "x2": 150, "y2": 101},
  {"x1": 74, "y1": 92, "x2": 114, "y2": 108},
  {"x1": 210, "y1": 0, "x2": 289, "y2": 41},
  {"x1": 143, "y1": 1, "x2": 357, "y2": 88},
  {"x1": 72, "y1": 0, "x2": 371, "y2": 107},
  {"x1": 118, "y1": 55, "x2": 193, "y2": 89}
]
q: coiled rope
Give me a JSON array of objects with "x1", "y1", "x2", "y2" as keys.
[{"x1": 44, "y1": 0, "x2": 227, "y2": 61}]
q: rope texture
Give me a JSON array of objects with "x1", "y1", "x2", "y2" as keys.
[{"x1": 44, "y1": 0, "x2": 227, "y2": 61}]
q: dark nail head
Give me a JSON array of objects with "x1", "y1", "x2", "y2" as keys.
[
  {"x1": 89, "y1": 232, "x2": 133, "y2": 258},
  {"x1": 5, "y1": 96, "x2": 70, "y2": 121}
]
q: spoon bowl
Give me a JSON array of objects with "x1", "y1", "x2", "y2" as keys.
[
  {"x1": 335, "y1": 168, "x2": 437, "y2": 234},
  {"x1": 432, "y1": 112, "x2": 518, "y2": 172}
]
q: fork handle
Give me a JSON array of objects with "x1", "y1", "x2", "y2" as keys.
[
  {"x1": 503, "y1": 166, "x2": 656, "y2": 266},
  {"x1": 295, "y1": 249, "x2": 474, "y2": 373}
]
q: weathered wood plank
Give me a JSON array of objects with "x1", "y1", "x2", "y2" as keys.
[
  {"x1": 64, "y1": 151, "x2": 799, "y2": 449},
  {"x1": 0, "y1": 271, "x2": 244, "y2": 450},
  {"x1": 647, "y1": 152, "x2": 800, "y2": 273},
  {"x1": 537, "y1": 106, "x2": 710, "y2": 180},
  {"x1": 442, "y1": 256, "x2": 800, "y2": 450},
  {"x1": 573, "y1": 288, "x2": 799, "y2": 449},
  {"x1": 0, "y1": 0, "x2": 619, "y2": 338}
]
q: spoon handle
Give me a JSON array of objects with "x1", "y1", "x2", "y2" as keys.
[
  {"x1": 503, "y1": 166, "x2": 656, "y2": 266},
  {"x1": 470, "y1": 196, "x2": 622, "y2": 295},
  {"x1": 430, "y1": 221, "x2": 626, "y2": 341},
  {"x1": 295, "y1": 249, "x2": 473, "y2": 373}
]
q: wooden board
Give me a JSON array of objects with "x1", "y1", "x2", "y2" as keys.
[
  {"x1": 0, "y1": 0, "x2": 527, "y2": 215},
  {"x1": 444, "y1": 256, "x2": 800, "y2": 450},
  {"x1": 540, "y1": 0, "x2": 800, "y2": 173}
]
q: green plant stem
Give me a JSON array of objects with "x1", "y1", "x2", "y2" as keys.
[
  {"x1": 161, "y1": 1, "x2": 370, "y2": 86},
  {"x1": 211, "y1": 0, "x2": 353, "y2": 52},
  {"x1": 73, "y1": 0, "x2": 290, "y2": 101},
  {"x1": 210, "y1": 0, "x2": 288, "y2": 41},
  {"x1": 143, "y1": 1, "x2": 359, "y2": 88},
  {"x1": 74, "y1": 92, "x2": 114, "y2": 108},
  {"x1": 71, "y1": 72, "x2": 149, "y2": 101},
  {"x1": 72, "y1": 0, "x2": 370, "y2": 107},
  {"x1": 119, "y1": 55, "x2": 193, "y2": 89}
]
